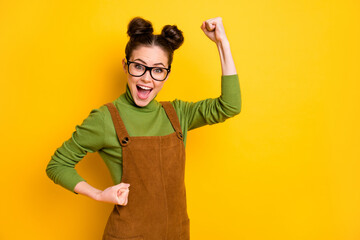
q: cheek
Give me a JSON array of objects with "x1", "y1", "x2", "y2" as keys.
[
  {"x1": 127, "y1": 76, "x2": 137, "y2": 87},
  {"x1": 154, "y1": 82, "x2": 165, "y2": 91}
]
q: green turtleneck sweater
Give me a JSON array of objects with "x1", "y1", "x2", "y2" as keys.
[{"x1": 46, "y1": 74, "x2": 241, "y2": 193}]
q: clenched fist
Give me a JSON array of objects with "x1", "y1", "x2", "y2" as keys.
[
  {"x1": 95, "y1": 182, "x2": 130, "y2": 205},
  {"x1": 201, "y1": 17, "x2": 228, "y2": 44}
]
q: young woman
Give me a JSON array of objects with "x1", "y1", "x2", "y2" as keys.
[{"x1": 46, "y1": 16, "x2": 241, "y2": 240}]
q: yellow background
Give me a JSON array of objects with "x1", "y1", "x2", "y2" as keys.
[{"x1": 1, "y1": 0, "x2": 359, "y2": 239}]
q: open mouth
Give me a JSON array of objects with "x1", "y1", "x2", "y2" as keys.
[{"x1": 136, "y1": 84, "x2": 153, "y2": 100}]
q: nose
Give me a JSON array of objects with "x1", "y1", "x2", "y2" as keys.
[{"x1": 140, "y1": 69, "x2": 152, "y2": 82}]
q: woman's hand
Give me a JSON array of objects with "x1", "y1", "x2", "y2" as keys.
[
  {"x1": 95, "y1": 182, "x2": 130, "y2": 205},
  {"x1": 201, "y1": 17, "x2": 228, "y2": 44}
]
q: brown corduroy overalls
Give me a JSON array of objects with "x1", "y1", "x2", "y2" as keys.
[{"x1": 102, "y1": 102, "x2": 190, "y2": 240}]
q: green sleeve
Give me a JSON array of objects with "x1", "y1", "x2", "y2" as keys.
[
  {"x1": 173, "y1": 74, "x2": 241, "y2": 131},
  {"x1": 46, "y1": 108, "x2": 105, "y2": 194}
]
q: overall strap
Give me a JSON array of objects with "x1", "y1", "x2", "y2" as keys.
[
  {"x1": 105, "y1": 102, "x2": 130, "y2": 147},
  {"x1": 160, "y1": 101, "x2": 184, "y2": 140}
]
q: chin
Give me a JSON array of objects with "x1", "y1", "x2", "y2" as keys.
[
  {"x1": 130, "y1": 84, "x2": 159, "y2": 107},
  {"x1": 133, "y1": 91, "x2": 155, "y2": 107},
  {"x1": 134, "y1": 99, "x2": 151, "y2": 107}
]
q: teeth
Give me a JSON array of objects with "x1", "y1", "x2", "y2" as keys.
[{"x1": 138, "y1": 85, "x2": 152, "y2": 90}]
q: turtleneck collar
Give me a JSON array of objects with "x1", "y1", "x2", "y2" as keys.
[{"x1": 122, "y1": 83, "x2": 159, "y2": 111}]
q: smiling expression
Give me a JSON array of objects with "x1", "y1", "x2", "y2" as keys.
[{"x1": 122, "y1": 45, "x2": 170, "y2": 107}]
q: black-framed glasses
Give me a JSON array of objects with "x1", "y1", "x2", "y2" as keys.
[{"x1": 125, "y1": 58, "x2": 171, "y2": 81}]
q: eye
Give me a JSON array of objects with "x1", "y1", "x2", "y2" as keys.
[
  {"x1": 153, "y1": 68, "x2": 164, "y2": 73},
  {"x1": 134, "y1": 63, "x2": 144, "y2": 69}
]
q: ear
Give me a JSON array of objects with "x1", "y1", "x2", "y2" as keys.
[{"x1": 122, "y1": 58, "x2": 127, "y2": 73}]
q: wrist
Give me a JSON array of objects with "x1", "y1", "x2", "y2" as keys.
[
  {"x1": 92, "y1": 189, "x2": 103, "y2": 201},
  {"x1": 216, "y1": 38, "x2": 230, "y2": 48}
]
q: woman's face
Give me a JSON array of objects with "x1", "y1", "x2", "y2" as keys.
[{"x1": 122, "y1": 45, "x2": 170, "y2": 107}]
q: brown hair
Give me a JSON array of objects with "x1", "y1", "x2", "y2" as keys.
[{"x1": 125, "y1": 17, "x2": 184, "y2": 67}]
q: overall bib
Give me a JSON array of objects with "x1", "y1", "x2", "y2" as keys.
[{"x1": 103, "y1": 102, "x2": 190, "y2": 240}]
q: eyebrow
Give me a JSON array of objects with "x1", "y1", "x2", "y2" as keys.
[{"x1": 133, "y1": 58, "x2": 166, "y2": 68}]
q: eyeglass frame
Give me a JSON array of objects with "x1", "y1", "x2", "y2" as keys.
[{"x1": 125, "y1": 57, "x2": 171, "y2": 81}]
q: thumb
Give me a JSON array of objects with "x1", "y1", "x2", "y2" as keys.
[
  {"x1": 117, "y1": 188, "x2": 129, "y2": 197},
  {"x1": 205, "y1": 21, "x2": 215, "y2": 32},
  {"x1": 117, "y1": 182, "x2": 130, "y2": 189},
  {"x1": 200, "y1": 22, "x2": 206, "y2": 31}
]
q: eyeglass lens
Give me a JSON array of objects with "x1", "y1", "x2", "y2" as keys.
[{"x1": 128, "y1": 62, "x2": 167, "y2": 81}]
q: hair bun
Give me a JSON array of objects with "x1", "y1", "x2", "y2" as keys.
[
  {"x1": 161, "y1": 25, "x2": 184, "y2": 50},
  {"x1": 127, "y1": 17, "x2": 153, "y2": 38}
]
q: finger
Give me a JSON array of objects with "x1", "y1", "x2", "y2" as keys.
[
  {"x1": 206, "y1": 17, "x2": 222, "y2": 23},
  {"x1": 118, "y1": 190, "x2": 129, "y2": 205},
  {"x1": 117, "y1": 189, "x2": 123, "y2": 197},
  {"x1": 119, "y1": 186, "x2": 130, "y2": 191},
  {"x1": 205, "y1": 17, "x2": 217, "y2": 22},
  {"x1": 205, "y1": 21, "x2": 213, "y2": 31},
  {"x1": 205, "y1": 21, "x2": 215, "y2": 32},
  {"x1": 213, "y1": 16, "x2": 222, "y2": 22},
  {"x1": 118, "y1": 182, "x2": 130, "y2": 186},
  {"x1": 120, "y1": 182, "x2": 130, "y2": 187},
  {"x1": 117, "y1": 188, "x2": 128, "y2": 197},
  {"x1": 125, "y1": 190, "x2": 129, "y2": 205},
  {"x1": 123, "y1": 192, "x2": 129, "y2": 205},
  {"x1": 117, "y1": 184, "x2": 130, "y2": 191},
  {"x1": 117, "y1": 193, "x2": 125, "y2": 205},
  {"x1": 205, "y1": 17, "x2": 223, "y2": 30},
  {"x1": 200, "y1": 21, "x2": 206, "y2": 31},
  {"x1": 119, "y1": 188, "x2": 129, "y2": 195}
]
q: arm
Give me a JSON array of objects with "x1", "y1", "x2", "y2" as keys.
[
  {"x1": 74, "y1": 181, "x2": 130, "y2": 205},
  {"x1": 173, "y1": 17, "x2": 241, "y2": 131},
  {"x1": 46, "y1": 107, "x2": 130, "y2": 205},
  {"x1": 45, "y1": 108, "x2": 105, "y2": 192}
]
